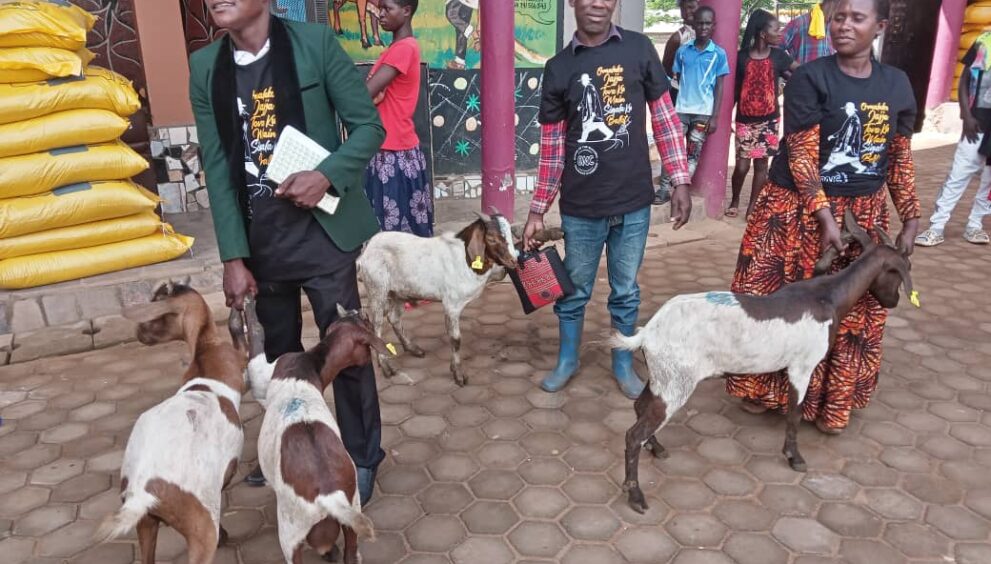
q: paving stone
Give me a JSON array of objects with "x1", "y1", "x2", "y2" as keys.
[
  {"x1": 559, "y1": 544, "x2": 624, "y2": 564},
  {"x1": 518, "y1": 458, "x2": 570, "y2": 486},
  {"x1": 451, "y1": 536, "x2": 513, "y2": 564},
  {"x1": 482, "y1": 417, "x2": 527, "y2": 440},
  {"x1": 964, "y1": 488, "x2": 991, "y2": 520},
  {"x1": 879, "y1": 447, "x2": 934, "y2": 473},
  {"x1": 956, "y1": 543, "x2": 991, "y2": 564},
  {"x1": 0, "y1": 536, "x2": 35, "y2": 564},
  {"x1": 929, "y1": 401, "x2": 981, "y2": 423},
  {"x1": 671, "y1": 549, "x2": 735, "y2": 564},
  {"x1": 563, "y1": 445, "x2": 614, "y2": 472},
  {"x1": 36, "y1": 519, "x2": 97, "y2": 557},
  {"x1": 92, "y1": 316, "x2": 136, "y2": 349},
  {"x1": 11, "y1": 299, "x2": 45, "y2": 333},
  {"x1": 11, "y1": 321, "x2": 93, "y2": 363},
  {"x1": 802, "y1": 473, "x2": 860, "y2": 501},
  {"x1": 840, "y1": 539, "x2": 908, "y2": 564},
  {"x1": 0, "y1": 485, "x2": 50, "y2": 518},
  {"x1": 903, "y1": 474, "x2": 964, "y2": 504},
  {"x1": 772, "y1": 517, "x2": 840, "y2": 554},
  {"x1": 703, "y1": 468, "x2": 757, "y2": 496},
  {"x1": 460, "y1": 500, "x2": 518, "y2": 534},
  {"x1": 864, "y1": 488, "x2": 923, "y2": 520},
  {"x1": 919, "y1": 435, "x2": 972, "y2": 460},
  {"x1": 399, "y1": 555, "x2": 450, "y2": 564},
  {"x1": 841, "y1": 461, "x2": 898, "y2": 487},
  {"x1": 817, "y1": 502, "x2": 883, "y2": 537},
  {"x1": 391, "y1": 440, "x2": 439, "y2": 465},
  {"x1": 364, "y1": 495, "x2": 421, "y2": 531},
  {"x1": 508, "y1": 521, "x2": 569, "y2": 558},
  {"x1": 521, "y1": 431, "x2": 570, "y2": 456},
  {"x1": 0, "y1": 470, "x2": 27, "y2": 496},
  {"x1": 657, "y1": 478, "x2": 716, "y2": 510},
  {"x1": 476, "y1": 441, "x2": 527, "y2": 468},
  {"x1": 723, "y1": 532, "x2": 789, "y2": 564},
  {"x1": 52, "y1": 473, "x2": 111, "y2": 503},
  {"x1": 712, "y1": 499, "x2": 776, "y2": 531},
  {"x1": 561, "y1": 506, "x2": 621, "y2": 541},
  {"x1": 746, "y1": 455, "x2": 803, "y2": 484},
  {"x1": 39, "y1": 422, "x2": 89, "y2": 444},
  {"x1": 697, "y1": 437, "x2": 749, "y2": 465},
  {"x1": 468, "y1": 469, "x2": 524, "y2": 500},
  {"x1": 440, "y1": 428, "x2": 486, "y2": 452},
  {"x1": 883, "y1": 523, "x2": 951, "y2": 559},
  {"x1": 416, "y1": 483, "x2": 473, "y2": 515},
  {"x1": 14, "y1": 504, "x2": 76, "y2": 536},
  {"x1": 513, "y1": 486, "x2": 569, "y2": 519},
  {"x1": 665, "y1": 513, "x2": 728, "y2": 547},
  {"x1": 760, "y1": 484, "x2": 820, "y2": 516},
  {"x1": 924, "y1": 504, "x2": 990, "y2": 540},
  {"x1": 522, "y1": 408, "x2": 570, "y2": 430},
  {"x1": 30, "y1": 458, "x2": 84, "y2": 485},
  {"x1": 426, "y1": 453, "x2": 479, "y2": 482},
  {"x1": 375, "y1": 466, "x2": 430, "y2": 496},
  {"x1": 70, "y1": 541, "x2": 134, "y2": 564},
  {"x1": 77, "y1": 287, "x2": 122, "y2": 320},
  {"x1": 615, "y1": 526, "x2": 678, "y2": 563},
  {"x1": 940, "y1": 460, "x2": 991, "y2": 488},
  {"x1": 406, "y1": 514, "x2": 465, "y2": 553},
  {"x1": 562, "y1": 473, "x2": 617, "y2": 504},
  {"x1": 400, "y1": 415, "x2": 447, "y2": 439},
  {"x1": 42, "y1": 294, "x2": 81, "y2": 326}
]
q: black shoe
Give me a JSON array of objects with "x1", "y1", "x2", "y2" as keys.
[
  {"x1": 244, "y1": 465, "x2": 266, "y2": 487},
  {"x1": 357, "y1": 466, "x2": 377, "y2": 506}
]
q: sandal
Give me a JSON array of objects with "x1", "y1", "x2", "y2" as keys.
[
  {"x1": 963, "y1": 228, "x2": 990, "y2": 245},
  {"x1": 914, "y1": 229, "x2": 944, "y2": 247},
  {"x1": 725, "y1": 207, "x2": 739, "y2": 218}
]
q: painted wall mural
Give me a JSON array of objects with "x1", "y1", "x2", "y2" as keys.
[
  {"x1": 428, "y1": 69, "x2": 543, "y2": 176},
  {"x1": 328, "y1": 0, "x2": 562, "y2": 69}
]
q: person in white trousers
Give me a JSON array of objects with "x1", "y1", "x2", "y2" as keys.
[{"x1": 917, "y1": 33, "x2": 991, "y2": 247}]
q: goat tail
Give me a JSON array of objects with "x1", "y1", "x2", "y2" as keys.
[
  {"x1": 316, "y1": 494, "x2": 376, "y2": 541},
  {"x1": 94, "y1": 489, "x2": 158, "y2": 544},
  {"x1": 608, "y1": 329, "x2": 644, "y2": 352}
]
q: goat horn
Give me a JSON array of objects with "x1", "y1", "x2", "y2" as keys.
[
  {"x1": 813, "y1": 247, "x2": 840, "y2": 276},
  {"x1": 842, "y1": 209, "x2": 873, "y2": 250}
]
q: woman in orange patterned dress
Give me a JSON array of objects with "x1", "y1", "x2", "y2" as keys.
[{"x1": 726, "y1": 0, "x2": 920, "y2": 434}]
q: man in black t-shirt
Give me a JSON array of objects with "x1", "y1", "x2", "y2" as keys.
[
  {"x1": 521, "y1": 0, "x2": 692, "y2": 399},
  {"x1": 915, "y1": 34, "x2": 991, "y2": 247}
]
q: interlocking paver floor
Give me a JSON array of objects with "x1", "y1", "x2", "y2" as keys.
[{"x1": 2, "y1": 143, "x2": 990, "y2": 563}]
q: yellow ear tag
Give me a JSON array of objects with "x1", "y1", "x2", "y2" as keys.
[
  {"x1": 385, "y1": 343, "x2": 397, "y2": 356},
  {"x1": 471, "y1": 256, "x2": 484, "y2": 271},
  {"x1": 909, "y1": 291, "x2": 921, "y2": 308}
]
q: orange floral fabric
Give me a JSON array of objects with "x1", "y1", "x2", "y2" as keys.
[{"x1": 726, "y1": 133, "x2": 918, "y2": 430}]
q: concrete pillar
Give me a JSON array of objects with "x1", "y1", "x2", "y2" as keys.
[
  {"x1": 479, "y1": 0, "x2": 516, "y2": 220},
  {"x1": 615, "y1": 0, "x2": 646, "y2": 32},
  {"x1": 692, "y1": 0, "x2": 742, "y2": 217},
  {"x1": 133, "y1": 0, "x2": 193, "y2": 126},
  {"x1": 926, "y1": 0, "x2": 967, "y2": 109}
]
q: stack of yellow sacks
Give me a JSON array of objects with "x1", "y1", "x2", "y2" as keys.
[
  {"x1": 0, "y1": 0, "x2": 192, "y2": 290},
  {"x1": 953, "y1": 1, "x2": 991, "y2": 102}
]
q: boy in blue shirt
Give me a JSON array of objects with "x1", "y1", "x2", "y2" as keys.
[{"x1": 656, "y1": 6, "x2": 729, "y2": 204}]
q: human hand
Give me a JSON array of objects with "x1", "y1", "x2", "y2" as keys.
[
  {"x1": 896, "y1": 218, "x2": 919, "y2": 256},
  {"x1": 223, "y1": 259, "x2": 258, "y2": 311},
  {"x1": 275, "y1": 171, "x2": 332, "y2": 209},
  {"x1": 372, "y1": 91, "x2": 385, "y2": 105},
  {"x1": 670, "y1": 184, "x2": 692, "y2": 230},
  {"x1": 963, "y1": 114, "x2": 982, "y2": 144},
  {"x1": 522, "y1": 212, "x2": 545, "y2": 252},
  {"x1": 815, "y1": 208, "x2": 847, "y2": 254}
]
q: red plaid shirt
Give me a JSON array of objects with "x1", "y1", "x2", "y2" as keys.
[{"x1": 530, "y1": 91, "x2": 691, "y2": 215}]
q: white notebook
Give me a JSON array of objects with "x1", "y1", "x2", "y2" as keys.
[{"x1": 267, "y1": 125, "x2": 339, "y2": 215}]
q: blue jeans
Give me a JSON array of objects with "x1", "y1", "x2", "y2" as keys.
[{"x1": 554, "y1": 206, "x2": 651, "y2": 327}]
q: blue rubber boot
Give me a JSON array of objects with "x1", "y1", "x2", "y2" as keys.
[
  {"x1": 540, "y1": 319, "x2": 583, "y2": 393},
  {"x1": 613, "y1": 324, "x2": 645, "y2": 399}
]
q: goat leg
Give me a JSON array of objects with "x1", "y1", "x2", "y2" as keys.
[
  {"x1": 783, "y1": 385, "x2": 807, "y2": 472},
  {"x1": 624, "y1": 387, "x2": 669, "y2": 514},
  {"x1": 342, "y1": 526, "x2": 359, "y2": 564},
  {"x1": 634, "y1": 390, "x2": 668, "y2": 460},
  {"x1": 136, "y1": 515, "x2": 159, "y2": 564},
  {"x1": 446, "y1": 311, "x2": 467, "y2": 386},
  {"x1": 387, "y1": 303, "x2": 425, "y2": 358}
]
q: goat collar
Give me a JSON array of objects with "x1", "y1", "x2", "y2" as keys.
[{"x1": 179, "y1": 377, "x2": 242, "y2": 409}]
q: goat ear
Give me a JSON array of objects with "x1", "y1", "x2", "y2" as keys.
[
  {"x1": 361, "y1": 332, "x2": 392, "y2": 356},
  {"x1": 122, "y1": 301, "x2": 177, "y2": 323},
  {"x1": 180, "y1": 275, "x2": 192, "y2": 288},
  {"x1": 463, "y1": 222, "x2": 489, "y2": 272},
  {"x1": 875, "y1": 225, "x2": 896, "y2": 249}
]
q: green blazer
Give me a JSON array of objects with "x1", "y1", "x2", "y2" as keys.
[{"x1": 189, "y1": 17, "x2": 385, "y2": 262}]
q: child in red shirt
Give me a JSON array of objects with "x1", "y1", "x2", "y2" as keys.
[{"x1": 365, "y1": 0, "x2": 433, "y2": 236}]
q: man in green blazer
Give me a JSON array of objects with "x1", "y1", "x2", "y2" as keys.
[{"x1": 189, "y1": 0, "x2": 386, "y2": 502}]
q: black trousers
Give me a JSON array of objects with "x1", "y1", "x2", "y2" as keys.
[{"x1": 255, "y1": 262, "x2": 385, "y2": 471}]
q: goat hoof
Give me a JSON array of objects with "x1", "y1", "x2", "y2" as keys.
[
  {"x1": 626, "y1": 489, "x2": 648, "y2": 514},
  {"x1": 407, "y1": 347, "x2": 426, "y2": 359},
  {"x1": 787, "y1": 455, "x2": 808, "y2": 472},
  {"x1": 645, "y1": 442, "x2": 669, "y2": 460}
]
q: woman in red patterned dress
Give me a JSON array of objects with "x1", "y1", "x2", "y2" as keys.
[{"x1": 726, "y1": 0, "x2": 920, "y2": 434}]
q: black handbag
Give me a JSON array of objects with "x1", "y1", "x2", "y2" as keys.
[{"x1": 508, "y1": 246, "x2": 575, "y2": 314}]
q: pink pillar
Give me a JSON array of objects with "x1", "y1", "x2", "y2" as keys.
[
  {"x1": 692, "y1": 0, "x2": 742, "y2": 217},
  {"x1": 926, "y1": 0, "x2": 967, "y2": 109},
  {"x1": 479, "y1": 1, "x2": 516, "y2": 221}
]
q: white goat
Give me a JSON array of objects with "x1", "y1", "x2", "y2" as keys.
[
  {"x1": 358, "y1": 213, "x2": 518, "y2": 385},
  {"x1": 612, "y1": 213, "x2": 917, "y2": 514},
  {"x1": 96, "y1": 282, "x2": 253, "y2": 564},
  {"x1": 248, "y1": 305, "x2": 388, "y2": 564}
]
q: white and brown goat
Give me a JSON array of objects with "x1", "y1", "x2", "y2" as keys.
[
  {"x1": 96, "y1": 282, "x2": 259, "y2": 563},
  {"x1": 358, "y1": 213, "x2": 518, "y2": 385},
  {"x1": 246, "y1": 306, "x2": 388, "y2": 564},
  {"x1": 612, "y1": 210, "x2": 917, "y2": 513}
]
